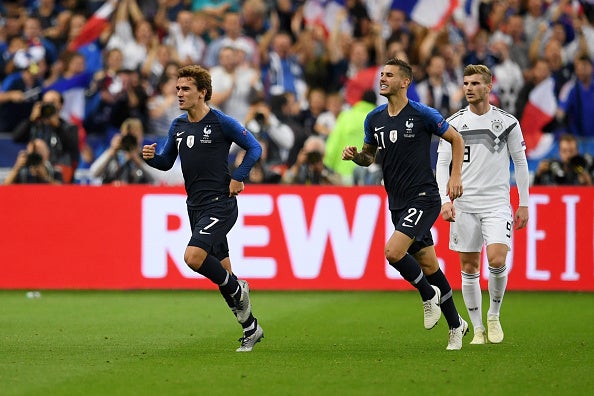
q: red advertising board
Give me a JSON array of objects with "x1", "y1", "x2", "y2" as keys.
[{"x1": 0, "y1": 185, "x2": 592, "y2": 291}]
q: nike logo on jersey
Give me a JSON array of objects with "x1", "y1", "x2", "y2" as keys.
[
  {"x1": 177, "y1": 131, "x2": 185, "y2": 136},
  {"x1": 374, "y1": 126, "x2": 385, "y2": 131}
]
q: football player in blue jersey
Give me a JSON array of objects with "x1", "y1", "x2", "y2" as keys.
[
  {"x1": 342, "y1": 58, "x2": 469, "y2": 350},
  {"x1": 142, "y1": 65, "x2": 264, "y2": 352}
]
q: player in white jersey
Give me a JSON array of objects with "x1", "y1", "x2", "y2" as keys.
[{"x1": 436, "y1": 64, "x2": 530, "y2": 345}]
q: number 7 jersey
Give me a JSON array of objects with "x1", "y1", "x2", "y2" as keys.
[{"x1": 439, "y1": 105, "x2": 526, "y2": 212}]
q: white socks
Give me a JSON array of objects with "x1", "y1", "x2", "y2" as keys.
[
  {"x1": 488, "y1": 265, "x2": 507, "y2": 317},
  {"x1": 461, "y1": 271, "x2": 483, "y2": 330}
]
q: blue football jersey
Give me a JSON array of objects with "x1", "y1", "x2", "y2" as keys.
[{"x1": 364, "y1": 100, "x2": 449, "y2": 209}]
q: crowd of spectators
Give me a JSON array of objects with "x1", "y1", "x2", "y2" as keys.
[{"x1": 1, "y1": 0, "x2": 593, "y2": 186}]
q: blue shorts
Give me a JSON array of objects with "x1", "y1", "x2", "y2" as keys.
[
  {"x1": 391, "y1": 195, "x2": 440, "y2": 255},
  {"x1": 188, "y1": 196, "x2": 238, "y2": 260}
]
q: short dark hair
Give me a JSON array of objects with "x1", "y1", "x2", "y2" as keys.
[
  {"x1": 177, "y1": 65, "x2": 212, "y2": 101},
  {"x1": 385, "y1": 58, "x2": 413, "y2": 81}
]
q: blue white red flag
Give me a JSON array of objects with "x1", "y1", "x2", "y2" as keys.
[
  {"x1": 303, "y1": 0, "x2": 350, "y2": 35},
  {"x1": 519, "y1": 77, "x2": 557, "y2": 158},
  {"x1": 45, "y1": 72, "x2": 94, "y2": 145},
  {"x1": 68, "y1": 0, "x2": 116, "y2": 51},
  {"x1": 391, "y1": 0, "x2": 459, "y2": 30}
]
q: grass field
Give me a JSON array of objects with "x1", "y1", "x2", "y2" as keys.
[{"x1": 1, "y1": 290, "x2": 593, "y2": 396}]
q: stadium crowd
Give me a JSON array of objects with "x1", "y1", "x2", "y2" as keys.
[{"x1": 0, "y1": 0, "x2": 593, "y2": 186}]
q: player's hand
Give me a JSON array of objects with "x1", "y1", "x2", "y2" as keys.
[
  {"x1": 440, "y1": 202, "x2": 456, "y2": 222},
  {"x1": 514, "y1": 206, "x2": 528, "y2": 230},
  {"x1": 342, "y1": 146, "x2": 357, "y2": 161},
  {"x1": 142, "y1": 143, "x2": 157, "y2": 160},
  {"x1": 229, "y1": 179, "x2": 244, "y2": 197},
  {"x1": 447, "y1": 174, "x2": 463, "y2": 200}
]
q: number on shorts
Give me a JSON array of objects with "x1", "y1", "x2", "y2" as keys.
[
  {"x1": 506, "y1": 221, "x2": 512, "y2": 238},
  {"x1": 402, "y1": 208, "x2": 424, "y2": 227}
]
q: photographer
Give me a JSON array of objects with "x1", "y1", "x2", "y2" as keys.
[
  {"x1": 534, "y1": 134, "x2": 593, "y2": 186},
  {"x1": 89, "y1": 118, "x2": 158, "y2": 185},
  {"x1": 281, "y1": 135, "x2": 342, "y2": 185},
  {"x1": 12, "y1": 90, "x2": 79, "y2": 183},
  {"x1": 4, "y1": 139, "x2": 63, "y2": 185}
]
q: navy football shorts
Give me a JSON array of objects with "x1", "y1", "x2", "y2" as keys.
[
  {"x1": 391, "y1": 194, "x2": 441, "y2": 255},
  {"x1": 187, "y1": 196, "x2": 238, "y2": 260}
]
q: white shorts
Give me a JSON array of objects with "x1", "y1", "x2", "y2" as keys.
[{"x1": 449, "y1": 206, "x2": 513, "y2": 252}]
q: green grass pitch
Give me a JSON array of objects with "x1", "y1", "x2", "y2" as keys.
[{"x1": 1, "y1": 290, "x2": 593, "y2": 396}]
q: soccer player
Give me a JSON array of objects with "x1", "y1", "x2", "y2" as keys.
[
  {"x1": 436, "y1": 64, "x2": 529, "y2": 344},
  {"x1": 342, "y1": 58, "x2": 469, "y2": 350},
  {"x1": 142, "y1": 65, "x2": 264, "y2": 352}
]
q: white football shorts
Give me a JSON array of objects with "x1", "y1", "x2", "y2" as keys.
[{"x1": 449, "y1": 206, "x2": 513, "y2": 252}]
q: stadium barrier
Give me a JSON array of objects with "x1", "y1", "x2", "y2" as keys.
[{"x1": 0, "y1": 185, "x2": 592, "y2": 291}]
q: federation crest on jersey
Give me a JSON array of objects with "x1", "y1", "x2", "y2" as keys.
[
  {"x1": 200, "y1": 125, "x2": 212, "y2": 144},
  {"x1": 187, "y1": 135, "x2": 194, "y2": 148},
  {"x1": 390, "y1": 130, "x2": 398, "y2": 143},
  {"x1": 492, "y1": 120, "x2": 503, "y2": 133}
]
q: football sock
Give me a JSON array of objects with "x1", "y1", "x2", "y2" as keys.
[
  {"x1": 461, "y1": 271, "x2": 483, "y2": 330},
  {"x1": 390, "y1": 254, "x2": 434, "y2": 301},
  {"x1": 243, "y1": 317, "x2": 257, "y2": 337},
  {"x1": 426, "y1": 268, "x2": 461, "y2": 329},
  {"x1": 197, "y1": 255, "x2": 240, "y2": 296},
  {"x1": 488, "y1": 265, "x2": 507, "y2": 317},
  {"x1": 219, "y1": 273, "x2": 238, "y2": 313}
]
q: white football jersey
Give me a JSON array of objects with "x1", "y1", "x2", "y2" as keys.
[{"x1": 438, "y1": 105, "x2": 526, "y2": 212}]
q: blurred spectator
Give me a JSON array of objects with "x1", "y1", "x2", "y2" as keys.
[
  {"x1": 557, "y1": 54, "x2": 594, "y2": 139},
  {"x1": 261, "y1": 30, "x2": 306, "y2": 105},
  {"x1": 89, "y1": 118, "x2": 161, "y2": 185},
  {"x1": 12, "y1": 89, "x2": 79, "y2": 183},
  {"x1": 313, "y1": 91, "x2": 344, "y2": 139},
  {"x1": 210, "y1": 43, "x2": 263, "y2": 125},
  {"x1": 0, "y1": 50, "x2": 45, "y2": 133},
  {"x1": 270, "y1": 92, "x2": 308, "y2": 167},
  {"x1": 298, "y1": 87, "x2": 327, "y2": 137},
  {"x1": 241, "y1": 0, "x2": 269, "y2": 42},
  {"x1": 141, "y1": 45, "x2": 180, "y2": 90},
  {"x1": 22, "y1": 15, "x2": 58, "y2": 66},
  {"x1": 533, "y1": 133, "x2": 592, "y2": 185},
  {"x1": 4, "y1": 138, "x2": 63, "y2": 184},
  {"x1": 156, "y1": 8, "x2": 205, "y2": 67},
  {"x1": 505, "y1": 14, "x2": 531, "y2": 73},
  {"x1": 244, "y1": 94, "x2": 294, "y2": 166},
  {"x1": 463, "y1": 29, "x2": 499, "y2": 70},
  {"x1": 324, "y1": 89, "x2": 376, "y2": 185},
  {"x1": 147, "y1": 74, "x2": 180, "y2": 136},
  {"x1": 282, "y1": 135, "x2": 342, "y2": 185},
  {"x1": 523, "y1": 0, "x2": 549, "y2": 44},
  {"x1": 106, "y1": 0, "x2": 156, "y2": 71},
  {"x1": 415, "y1": 54, "x2": 461, "y2": 118},
  {"x1": 491, "y1": 36, "x2": 524, "y2": 115},
  {"x1": 203, "y1": 12, "x2": 259, "y2": 68}
]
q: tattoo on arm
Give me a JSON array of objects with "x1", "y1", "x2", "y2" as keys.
[{"x1": 353, "y1": 144, "x2": 376, "y2": 166}]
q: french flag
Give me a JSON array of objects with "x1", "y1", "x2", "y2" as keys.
[
  {"x1": 67, "y1": 0, "x2": 116, "y2": 51},
  {"x1": 519, "y1": 76, "x2": 557, "y2": 158},
  {"x1": 45, "y1": 72, "x2": 94, "y2": 148},
  {"x1": 303, "y1": 0, "x2": 349, "y2": 35},
  {"x1": 391, "y1": 0, "x2": 459, "y2": 30}
]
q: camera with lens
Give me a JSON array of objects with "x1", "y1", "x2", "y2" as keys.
[
  {"x1": 39, "y1": 102, "x2": 57, "y2": 119},
  {"x1": 306, "y1": 151, "x2": 322, "y2": 164},
  {"x1": 254, "y1": 112, "x2": 266, "y2": 124},
  {"x1": 25, "y1": 152, "x2": 43, "y2": 167},
  {"x1": 568, "y1": 155, "x2": 587, "y2": 174},
  {"x1": 120, "y1": 134, "x2": 138, "y2": 152}
]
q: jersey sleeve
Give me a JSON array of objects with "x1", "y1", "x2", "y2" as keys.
[
  {"x1": 507, "y1": 119, "x2": 527, "y2": 154},
  {"x1": 219, "y1": 113, "x2": 262, "y2": 182}
]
